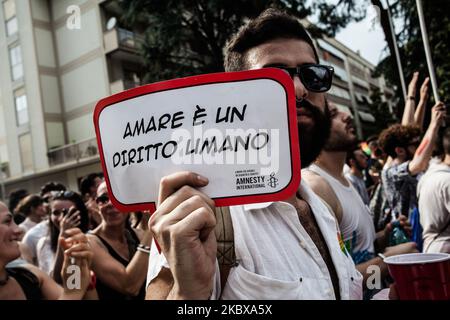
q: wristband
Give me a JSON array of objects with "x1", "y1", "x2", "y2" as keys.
[{"x1": 137, "y1": 243, "x2": 151, "y2": 254}]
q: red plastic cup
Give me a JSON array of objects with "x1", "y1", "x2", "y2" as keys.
[{"x1": 384, "y1": 253, "x2": 450, "y2": 300}]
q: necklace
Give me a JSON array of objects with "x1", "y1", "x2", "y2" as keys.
[{"x1": 0, "y1": 274, "x2": 9, "y2": 286}]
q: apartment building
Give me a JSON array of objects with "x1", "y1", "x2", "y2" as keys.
[
  {"x1": 314, "y1": 36, "x2": 396, "y2": 139},
  {"x1": 0, "y1": 0, "x2": 145, "y2": 198},
  {"x1": 0, "y1": 0, "x2": 396, "y2": 199}
]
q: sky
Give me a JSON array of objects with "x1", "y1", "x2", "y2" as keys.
[{"x1": 335, "y1": 4, "x2": 389, "y2": 66}]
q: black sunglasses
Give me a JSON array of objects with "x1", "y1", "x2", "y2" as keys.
[
  {"x1": 272, "y1": 64, "x2": 334, "y2": 92},
  {"x1": 96, "y1": 193, "x2": 110, "y2": 205}
]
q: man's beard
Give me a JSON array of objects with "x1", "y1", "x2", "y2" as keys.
[
  {"x1": 323, "y1": 121, "x2": 358, "y2": 153},
  {"x1": 298, "y1": 99, "x2": 331, "y2": 168},
  {"x1": 324, "y1": 134, "x2": 358, "y2": 153}
]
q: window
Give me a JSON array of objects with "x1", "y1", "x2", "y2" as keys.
[
  {"x1": 19, "y1": 133, "x2": 33, "y2": 173},
  {"x1": 9, "y1": 45, "x2": 23, "y2": 81},
  {"x1": 3, "y1": 0, "x2": 17, "y2": 37},
  {"x1": 14, "y1": 89, "x2": 28, "y2": 125},
  {"x1": 3, "y1": 0, "x2": 15, "y2": 20},
  {"x1": 6, "y1": 16, "x2": 17, "y2": 36},
  {"x1": 329, "y1": 85, "x2": 351, "y2": 100}
]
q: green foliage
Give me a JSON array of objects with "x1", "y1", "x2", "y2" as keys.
[
  {"x1": 117, "y1": 0, "x2": 367, "y2": 83},
  {"x1": 365, "y1": 87, "x2": 397, "y2": 137}
]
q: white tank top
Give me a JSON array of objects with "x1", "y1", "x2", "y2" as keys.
[{"x1": 306, "y1": 164, "x2": 376, "y2": 264}]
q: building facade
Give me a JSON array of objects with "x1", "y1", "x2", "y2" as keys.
[
  {"x1": 0, "y1": 0, "x2": 396, "y2": 200},
  {"x1": 313, "y1": 36, "x2": 396, "y2": 139},
  {"x1": 0, "y1": 0, "x2": 145, "y2": 198}
]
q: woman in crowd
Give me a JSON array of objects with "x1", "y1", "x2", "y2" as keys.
[
  {"x1": 87, "y1": 181, "x2": 151, "y2": 300},
  {"x1": 0, "y1": 201, "x2": 94, "y2": 300},
  {"x1": 36, "y1": 191, "x2": 89, "y2": 277},
  {"x1": 79, "y1": 173, "x2": 104, "y2": 229}
]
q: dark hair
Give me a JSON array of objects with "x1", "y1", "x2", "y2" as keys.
[
  {"x1": 40, "y1": 182, "x2": 66, "y2": 197},
  {"x1": 14, "y1": 194, "x2": 43, "y2": 217},
  {"x1": 8, "y1": 189, "x2": 29, "y2": 214},
  {"x1": 378, "y1": 124, "x2": 422, "y2": 158},
  {"x1": 79, "y1": 173, "x2": 102, "y2": 196},
  {"x1": 130, "y1": 211, "x2": 143, "y2": 229},
  {"x1": 48, "y1": 191, "x2": 89, "y2": 252},
  {"x1": 224, "y1": 8, "x2": 319, "y2": 72}
]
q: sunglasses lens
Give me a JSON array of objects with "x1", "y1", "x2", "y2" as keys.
[
  {"x1": 302, "y1": 66, "x2": 332, "y2": 92},
  {"x1": 96, "y1": 194, "x2": 109, "y2": 204}
]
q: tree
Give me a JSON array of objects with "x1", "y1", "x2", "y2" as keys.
[
  {"x1": 365, "y1": 87, "x2": 397, "y2": 137},
  {"x1": 117, "y1": 0, "x2": 367, "y2": 83},
  {"x1": 372, "y1": 0, "x2": 450, "y2": 121}
]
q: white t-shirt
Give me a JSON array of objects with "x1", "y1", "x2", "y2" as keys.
[
  {"x1": 147, "y1": 180, "x2": 362, "y2": 300},
  {"x1": 417, "y1": 162, "x2": 450, "y2": 253},
  {"x1": 306, "y1": 165, "x2": 376, "y2": 264},
  {"x1": 22, "y1": 221, "x2": 49, "y2": 264},
  {"x1": 19, "y1": 218, "x2": 38, "y2": 234},
  {"x1": 36, "y1": 236, "x2": 55, "y2": 275}
]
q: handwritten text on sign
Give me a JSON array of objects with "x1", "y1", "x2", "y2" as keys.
[{"x1": 94, "y1": 69, "x2": 300, "y2": 212}]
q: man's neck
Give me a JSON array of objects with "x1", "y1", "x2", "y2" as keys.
[
  {"x1": 444, "y1": 154, "x2": 450, "y2": 167},
  {"x1": 100, "y1": 224, "x2": 127, "y2": 243},
  {"x1": 28, "y1": 213, "x2": 41, "y2": 224},
  {"x1": 350, "y1": 167, "x2": 363, "y2": 178},
  {"x1": 393, "y1": 155, "x2": 407, "y2": 165},
  {"x1": 316, "y1": 151, "x2": 347, "y2": 180}
]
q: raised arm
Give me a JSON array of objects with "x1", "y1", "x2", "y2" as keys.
[
  {"x1": 29, "y1": 228, "x2": 95, "y2": 300},
  {"x1": 88, "y1": 228, "x2": 152, "y2": 297},
  {"x1": 52, "y1": 207, "x2": 82, "y2": 284},
  {"x1": 402, "y1": 72, "x2": 419, "y2": 126},
  {"x1": 414, "y1": 77, "x2": 430, "y2": 130},
  {"x1": 409, "y1": 102, "x2": 446, "y2": 175},
  {"x1": 148, "y1": 171, "x2": 217, "y2": 300}
]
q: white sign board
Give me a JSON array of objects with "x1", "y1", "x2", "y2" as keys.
[{"x1": 94, "y1": 69, "x2": 300, "y2": 212}]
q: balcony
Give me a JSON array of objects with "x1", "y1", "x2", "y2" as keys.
[
  {"x1": 47, "y1": 138, "x2": 99, "y2": 167},
  {"x1": 110, "y1": 78, "x2": 140, "y2": 94},
  {"x1": 104, "y1": 28, "x2": 145, "y2": 64},
  {"x1": 0, "y1": 162, "x2": 9, "y2": 179}
]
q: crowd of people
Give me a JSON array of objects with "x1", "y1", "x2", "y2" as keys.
[{"x1": 0, "y1": 8, "x2": 448, "y2": 300}]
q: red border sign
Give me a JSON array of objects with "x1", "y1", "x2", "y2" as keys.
[{"x1": 94, "y1": 68, "x2": 300, "y2": 213}]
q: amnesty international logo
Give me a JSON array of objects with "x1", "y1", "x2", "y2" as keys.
[{"x1": 267, "y1": 172, "x2": 278, "y2": 188}]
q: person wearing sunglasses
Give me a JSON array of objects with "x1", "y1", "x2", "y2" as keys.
[
  {"x1": 86, "y1": 181, "x2": 151, "y2": 300},
  {"x1": 146, "y1": 9, "x2": 365, "y2": 300}
]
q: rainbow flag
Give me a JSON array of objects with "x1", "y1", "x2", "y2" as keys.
[{"x1": 360, "y1": 141, "x2": 371, "y2": 156}]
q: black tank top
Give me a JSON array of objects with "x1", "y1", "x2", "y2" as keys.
[
  {"x1": 6, "y1": 267, "x2": 43, "y2": 300},
  {"x1": 93, "y1": 229, "x2": 146, "y2": 300}
]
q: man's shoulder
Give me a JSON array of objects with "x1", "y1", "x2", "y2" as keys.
[
  {"x1": 23, "y1": 221, "x2": 48, "y2": 240},
  {"x1": 420, "y1": 165, "x2": 450, "y2": 188},
  {"x1": 302, "y1": 170, "x2": 333, "y2": 193},
  {"x1": 383, "y1": 161, "x2": 412, "y2": 180}
]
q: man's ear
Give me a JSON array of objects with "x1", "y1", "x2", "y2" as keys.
[{"x1": 394, "y1": 146, "x2": 405, "y2": 158}]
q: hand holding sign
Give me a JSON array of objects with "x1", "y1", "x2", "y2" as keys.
[
  {"x1": 94, "y1": 69, "x2": 300, "y2": 212},
  {"x1": 149, "y1": 171, "x2": 217, "y2": 299}
]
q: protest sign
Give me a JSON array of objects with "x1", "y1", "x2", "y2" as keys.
[{"x1": 94, "y1": 68, "x2": 300, "y2": 212}]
